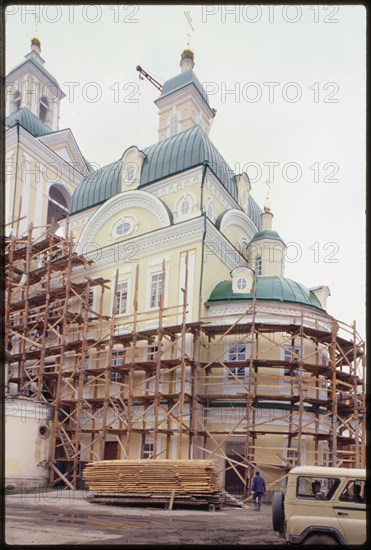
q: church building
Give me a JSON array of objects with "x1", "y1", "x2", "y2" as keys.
[{"x1": 5, "y1": 39, "x2": 364, "y2": 493}]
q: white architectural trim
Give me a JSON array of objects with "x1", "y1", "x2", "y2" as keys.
[
  {"x1": 155, "y1": 83, "x2": 215, "y2": 119},
  {"x1": 145, "y1": 166, "x2": 201, "y2": 197},
  {"x1": 204, "y1": 171, "x2": 239, "y2": 211},
  {"x1": 7, "y1": 59, "x2": 66, "y2": 98},
  {"x1": 206, "y1": 301, "x2": 333, "y2": 331},
  {"x1": 76, "y1": 190, "x2": 172, "y2": 254},
  {"x1": 205, "y1": 219, "x2": 247, "y2": 270},
  {"x1": 38, "y1": 128, "x2": 88, "y2": 175},
  {"x1": 6, "y1": 126, "x2": 86, "y2": 186},
  {"x1": 220, "y1": 209, "x2": 258, "y2": 240}
]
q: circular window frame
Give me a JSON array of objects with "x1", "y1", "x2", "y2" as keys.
[
  {"x1": 177, "y1": 194, "x2": 194, "y2": 218},
  {"x1": 38, "y1": 425, "x2": 50, "y2": 439},
  {"x1": 180, "y1": 198, "x2": 191, "y2": 216},
  {"x1": 113, "y1": 217, "x2": 135, "y2": 238},
  {"x1": 236, "y1": 277, "x2": 247, "y2": 291}
]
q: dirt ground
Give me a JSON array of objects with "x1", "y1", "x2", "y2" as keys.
[{"x1": 5, "y1": 490, "x2": 283, "y2": 546}]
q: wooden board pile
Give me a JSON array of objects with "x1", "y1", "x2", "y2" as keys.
[{"x1": 83, "y1": 459, "x2": 221, "y2": 495}]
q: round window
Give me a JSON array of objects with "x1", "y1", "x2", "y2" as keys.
[
  {"x1": 236, "y1": 277, "x2": 247, "y2": 291},
  {"x1": 206, "y1": 200, "x2": 215, "y2": 220},
  {"x1": 180, "y1": 199, "x2": 190, "y2": 216},
  {"x1": 114, "y1": 218, "x2": 134, "y2": 237},
  {"x1": 39, "y1": 425, "x2": 50, "y2": 439}
]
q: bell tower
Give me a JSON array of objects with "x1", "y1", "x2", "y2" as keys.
[
  {"x1": 155, "y1": 49, "x2": 216, "y2": 141},
  {"x1": 6, "y1": 37, "x2": 66, "y2": 131}
]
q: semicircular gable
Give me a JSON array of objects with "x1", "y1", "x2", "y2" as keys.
[
  {"x1": 76, "y1": 190, "x2": 171, "y2": 254},
  {"x1": 219, "y1": 209, "x2": 258, "y2": 241}
]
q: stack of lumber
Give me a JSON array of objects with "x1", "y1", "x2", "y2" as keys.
[{"x1": 83, "y1": 459, "x2": 221, "y2": 494}]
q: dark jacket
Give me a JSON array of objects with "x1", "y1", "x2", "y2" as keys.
[{"x1": 252, "y1": 474, "x2": 266, "y2": 493}]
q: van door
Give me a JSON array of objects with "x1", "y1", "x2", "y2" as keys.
[{"x1": 333, "y1": 479, "x2": 366, "y2": 545}]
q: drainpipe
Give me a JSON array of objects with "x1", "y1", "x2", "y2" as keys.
[
  {"x1": 11, "y1": 123, "x2": 20, "y2": 230},
  {"x1": 198, "y1": 162, "x2": 208, "y2": 319}
]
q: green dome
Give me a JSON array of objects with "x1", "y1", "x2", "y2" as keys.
[
  {"x1": 69, "y1": 161, "x2": 122, "y2": 214},
  {"x1": 140, "y1": 125, "x2": 237, "y2": 199},
  {"x1": 206, "y1": 276, "x2": 324, "y2": 310},
  {"x1": 69, "y1": 126, "x2": 241, "y2": 214},
  {"x1": 250, "y1": 229, "x2": 284, "y2": 243},
  {"x1": 6, "y1": 108, "x2": 53, "y2": 137}
]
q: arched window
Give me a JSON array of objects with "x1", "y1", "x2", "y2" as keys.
[
  {"x1": 47, "y1": 184, "x2": 69, "y2": 230},
  {"x1": 170, "y1": 113, "x2": 179, "y2": 136},
  {"x1": 39, "y1": 95, "x2": 49, "y2": 122},
  {"x1": 13, "y1": 90, "x2": 21, "y2": 113}
]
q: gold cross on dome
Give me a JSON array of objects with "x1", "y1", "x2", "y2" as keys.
[
  {"x1": 184, "y1": 10, "x2": 194, "y2": 46},
  {"x1": 264, "y1": 180, "x2": 271, "y2": 213}
]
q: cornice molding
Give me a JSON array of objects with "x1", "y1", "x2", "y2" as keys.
[{"x1": 206, "y1": 302, "x2": 333, "y2": 330}]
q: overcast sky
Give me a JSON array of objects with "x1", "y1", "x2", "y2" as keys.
[{"x1": 5, "y1": 4, "x2": 366, "y2": 338}]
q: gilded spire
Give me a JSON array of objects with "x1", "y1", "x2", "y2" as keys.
[
  {"x1": 180, "y1": 48, "x2": 194, "y2": 72},
  {"x1": 31, "y1": 36, "x2": 41, "y2": 55}
]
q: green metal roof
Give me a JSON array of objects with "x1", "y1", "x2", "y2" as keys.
[
  {"x1": 6, "y1": 108, "x2": 53, "y2": 137},
  {"x1": 248, "y1": 196, "x2": 263, "y2": 231},
  {"x1": 140, "y1": 125, "x2": 237, "y2": 199},
  {"x1": 250, "y1": 229, "x2": 284, "y2": 243},
  {"x1": 206, "y1": 276, "x2": 324, "y2": 310},
  {"x1": 70, "y1": 125, "x2": 242, "y2": 214},
  {"x1": 156, "y1": 69, "x2": 209, "y2": 105},
  {"x1": 69, "y1": 161, "x2": 122, "y2": 214},
  {"x1": 69, "y1": 126, "x2": 263, "y2": 216}
]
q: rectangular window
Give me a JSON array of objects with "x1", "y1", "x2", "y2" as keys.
[
  {"x1": 87, "y1": 289, "x2": 94, "y2": 318},
  {"x1": 255, "y1": 256, "x2": 262, "y2": 276},
  {"x1": 150, "y1": 272, "x2": 163, "y2": 308},
  {"x1": 287, "y1": 448, "x2": 299, "y2": 466},
  {"x1": 227, "y1": 344, "x2": 247, "y2": 377},
  {"x1": 284, "y1": 346, "x2": 300, "y2": 382},
  {"x1": 142, "y1": 442, "x2": 154, "y2": 459},
  {"x1": 148, "y1": 346, "x2": 158, "y2": 361},
  {"x1": 110, "y1": 371, "x2": 122, "y2": 383},
  {"x1": 115, "y1": 281, "x2": 128, "y2": 315},
  {"x1": 112, "y1": 351, "x2": 123, "y2": 367},
  {"x1": 322, "y1": 451, "x2": 328, "y2": 467}
]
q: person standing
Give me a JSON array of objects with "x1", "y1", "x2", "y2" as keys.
[{"x1": 252, "y1": 471, "x2": 266, "y2": 511}]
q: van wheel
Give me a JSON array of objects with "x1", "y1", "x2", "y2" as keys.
[
  {"x1": 271, "y1": 490, "x2": 285, "y2": 533},
  {"x1": 303, "y1": 534, "x2": 337, "y2": 545}
]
